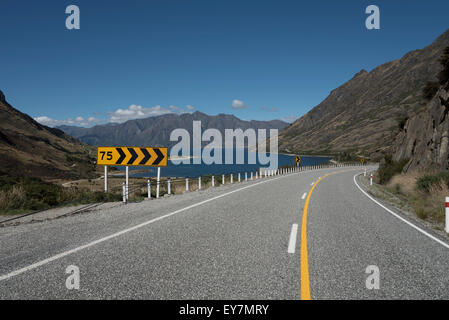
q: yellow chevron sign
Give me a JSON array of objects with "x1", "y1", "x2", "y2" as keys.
[
  {"x1": 296, "y1": 156, "x2": 301, "y2": 163},
  {"x1": 97, "y1": 147, "x2": 168, "y2": 167}
]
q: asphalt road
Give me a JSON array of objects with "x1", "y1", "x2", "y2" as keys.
[{"x1": 0, "y1": 166, "x2": 448, "y2": 299}]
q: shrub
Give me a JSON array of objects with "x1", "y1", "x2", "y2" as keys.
[
  {"x1": 416, "y1": 172, "x2": 449, "y2": 193},
  {"x1": 422, "y1": 81, "x2": 439, "y2": 100},
  {"x1": 377, "y1": 155, "x2": 409, "y2": 185}
]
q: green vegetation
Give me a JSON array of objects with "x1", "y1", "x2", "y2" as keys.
[
  {"x1": 0, "y1": 175, "x2": 121, "y2": 215},
  {"x1": 417, "y1": 172, "x2": 449, "y2": 193},
  {"x1": 377, "y1": 155, "x2": 409, "y2": 184},
  {"x1": 334, "y1": 151, "x2": 359, "y2": 162}
]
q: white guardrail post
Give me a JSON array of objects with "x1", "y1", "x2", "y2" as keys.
[
  {"x1": 167, "y1": 179, "x2": 171, "y2": 195},
  {"x1": 212, "y1": 175, "x2": 215, "y2": 187},
  {"x1": 122, "y1": 182, "x2": 126, "y2": 203},
  {"x1": 238, "y1": 173, "x2": 241, "y2": 182},
  {"x1": 198, "y1": 176, "x2": 201, "y2": 190},
  {"x1": 370, "y1": 174, "x2": 373, "y2": 186},
  {"x1": 245, "y1": 172, "x2": 248, "y2": 181},
  {"x1": 104, "y1": 166, "x2": 108, "y2": 193},
  {"x1": 147, "y1": 179, "x2": 151, "y2": 199},
  {"x1": 186, "y1": 178, "x2": 189, "y2": 192},
  {"x1": 156, "y1": 167, "x2": 161, "y2": 199},
  {"x1": 250, "y1": 172, "x2": 253, "y2": 180},
  {"x1": 222, "y1": 174, "x2": 225, "y2": 185},
  {"x1": 231, "y1": 174, "x2": 234, "y2": 184},
  {"x1": 445, "y1": 197, "x2": 449, "y2": 233}
]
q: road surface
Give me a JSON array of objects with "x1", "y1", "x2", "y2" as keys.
[{"x1": 0, "y1": 166, "x2": 448, "y2": 299}]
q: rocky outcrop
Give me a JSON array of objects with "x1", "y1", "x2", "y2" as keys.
[{"x1": 393, "y1": 82, "x2": 449, "y2": 172}]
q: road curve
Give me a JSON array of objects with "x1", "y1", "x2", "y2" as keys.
[{"x1": 0, "y1": 166, "x2": 448, "y2": 299}]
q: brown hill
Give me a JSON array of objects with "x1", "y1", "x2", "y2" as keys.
[
  {"x1": 278, "y1": 29, "x2": 449, "y2": 160},
  {"x1": 0, "y1": 91, "x2": 96, "y2": 180}
]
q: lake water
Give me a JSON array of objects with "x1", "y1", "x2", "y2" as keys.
[{"x1": 119, "y1": 150, "x2": 332, "y2": 178}]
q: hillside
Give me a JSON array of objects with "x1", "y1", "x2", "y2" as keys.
[
  {"x1": 58, "y1": 112, "x2": 288, "y2": 147},
  {"x1": 0, "y1": 91, "x2": 96, "y2": 180},
  {"x1": 278, "y1": 29, "x2": 449, "y2": 160}
]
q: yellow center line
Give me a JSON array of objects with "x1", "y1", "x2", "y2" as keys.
[
  {"x1": 300, "y1": 172, "x2": 336, "y2": 300},
  {"x1": 300, "y1": 169, "x2": 358, "y2": 300}
]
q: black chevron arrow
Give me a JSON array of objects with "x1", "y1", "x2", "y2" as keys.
[
  {"x1": 127, "y1": 147, "x2": 138, "y2": 165},
  {"x1": 116, "y1": 148, "x2": 126, "y2": 165},
  {"x1": 139, "y1": 148, "x2": 151, "y2": 165},
  {"x1": 153, "y1": 148, "x2": 165, "y2": 166}
]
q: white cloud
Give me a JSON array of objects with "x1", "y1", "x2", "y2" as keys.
[
  {"x1": 35, "y1": 103, "x2": 197, "y2": 127},
  {"x1": 108, "y1": 104, "x2": 195, "y2": 123},
  {"x1": 231, "y1": 99, "x2": 247, "y2": 109},
  {"x1": 34, "y1": 116, "x2": 99, "y2": 127}
]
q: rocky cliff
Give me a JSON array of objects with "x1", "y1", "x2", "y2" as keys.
[{"x1": 392, "y1": 81, "x2": 449, "y2": 172}]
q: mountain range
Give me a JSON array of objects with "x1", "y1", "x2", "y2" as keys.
[
  {"x1": 278, "y1": 28, "x2": 449, "y2": 161},
  {"x1": 58, "y1": 112, "x2": 288, "y2": 147}
]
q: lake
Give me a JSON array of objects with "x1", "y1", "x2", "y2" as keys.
[{"x1": 119, "y1": 151, "x2": 332, "y2": 178}]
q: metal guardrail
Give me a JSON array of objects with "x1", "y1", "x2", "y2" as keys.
[{"x1": 120, "y1": 162, "x2": 370, "y2": 203}]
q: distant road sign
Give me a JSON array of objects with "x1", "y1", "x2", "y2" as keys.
[
  {"x1": 360, "y1": 157, "x2": 366, "y2": 164},
  {"x1": 97, "y1": 147, "x2": 168, "y2": 167},
  {"x1": 296, "y1": 156, "x2": 301, "y2": 163}
]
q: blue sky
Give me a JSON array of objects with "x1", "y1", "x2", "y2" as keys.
[{"x1": 1, "y1": 0, "x2": 448, "y2": 126}]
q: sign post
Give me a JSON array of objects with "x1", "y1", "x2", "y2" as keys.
[
  {"x1": 104, "y1": 166, "x2": 108, "y2": 193},
  {"x1": 296, "y1": 156, "x2": 302, "y2": 169},
  {"x1": 97, "y1": 147, "x2": 168, "y2": 203},
  {"x1": 125, "y1": 166, "x2": 129, "y2": 200}
]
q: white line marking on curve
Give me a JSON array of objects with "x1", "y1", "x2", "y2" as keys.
[
  {"x1": 301, "y1": 193, "x2": 307, "y2": 200},
  {"x1": 288, "y1": 224, "x2": 299, "y2": 253},
  {"x1": 0, "y1": 167, "x2": 328, "y2": 282},
  {"x1": 353, "y1": 173, "x2": 449, "y2": 250},
  {"x1": 310, "y1": 182, "x2": 314, "y2": 186}
]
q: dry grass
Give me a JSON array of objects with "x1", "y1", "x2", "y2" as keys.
[
  {"x1": 384, "y1": 170, "x2": 446, "y2": 226},
  {"x1": 387, "y1": 170, "x2": 420, "y2": 195},
  {"x1": 0, "y1": 185, "x2": 26, "y2": 210}
]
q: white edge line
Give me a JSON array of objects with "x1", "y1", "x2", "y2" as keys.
[
  {"x1": 353, "y1": 173, "x2": 449, "y2": 250},
  {"x1": 1, "y1": 168, "x2": 322, "y2": 282},
  {"x1": 288, "y1": 224, "x2": 299, "y2": 253},
  {"x1": 301, "y1": 193, "x2": 307, "y2": 200}
]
